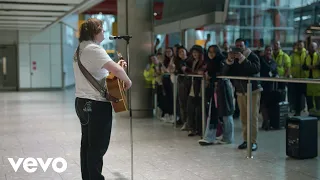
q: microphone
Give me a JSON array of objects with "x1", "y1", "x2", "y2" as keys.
[{"x1": 109, "y1": 35, "x2": 132, "y2": 40}]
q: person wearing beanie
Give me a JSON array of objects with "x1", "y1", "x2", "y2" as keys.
[{"x1": 181, "y1": 45, "x2": 207, "y2": 136}]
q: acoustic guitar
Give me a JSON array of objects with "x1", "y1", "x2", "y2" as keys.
[{"x1": 105, "y1": 52, "x2": 128, "y2": 113}]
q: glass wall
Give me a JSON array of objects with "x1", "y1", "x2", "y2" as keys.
[
  {"x1": 84, "y1": 14, "x2": 117, "y2": 58},
  {"x1": 197, "y1": 0, "x2": 320, "y2": 53}
]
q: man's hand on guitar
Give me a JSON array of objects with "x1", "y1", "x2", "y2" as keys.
[
  {"x1": 124, "y1": 80, "x2": 132, "y2": 90},
  {"x1": 118, "y1": 60, "x2": 127, "y2": 68}
]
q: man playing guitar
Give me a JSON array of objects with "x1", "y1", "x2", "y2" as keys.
[{"x1": 73, "y1": 18, "x2": 132, "y2": 180}]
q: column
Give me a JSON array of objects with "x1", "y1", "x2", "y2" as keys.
[{"x1": 117, "y1": 0, "x2": 153, "y2": 118}]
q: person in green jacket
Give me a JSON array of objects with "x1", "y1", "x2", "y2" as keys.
[
  {"x1": 289, "y1": 40, "x2": 308, "y2": 116},
  {"x1": 302, "y1": 42, "x2": 320, "y2": 116},
  {"x1": 143, "y1": 55, "x2": 156, "y2": 89},
  {"x1": 272, "y1": 41, "x2": 291, "y2": 101}
]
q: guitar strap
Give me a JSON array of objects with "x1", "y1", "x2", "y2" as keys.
[{"x1": 76, "y1": 46, "x2": 119, "y2": 103}]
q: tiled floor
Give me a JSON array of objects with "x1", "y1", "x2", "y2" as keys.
[{"x1": 0, "y1": 89, "x2": 319, "y2": 180}]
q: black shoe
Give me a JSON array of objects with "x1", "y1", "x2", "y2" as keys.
[
  {"x1": 233, "y1": 113, "x2": 240, "y2": 119},
  {"x1": 252, "y1": 143, "x2": 258, "y2": 151},
  {"x1": 188, "y1": 130, "x2": 196, "y2": 136},
  {"x1": 238, "y1": 141, "x2": 247, "y2": 149}
]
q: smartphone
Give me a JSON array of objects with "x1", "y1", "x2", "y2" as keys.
[
  {"x1": 231, "y1": 47, "x2": 241, "y2": 53},
  {"x1": 206, "y1": 34, "x2": 211, "y2": 41}
]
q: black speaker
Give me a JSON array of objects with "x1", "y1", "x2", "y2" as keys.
[
  {"x1": 286, "y1": 116, "x2": 318, "y2": 159},
  {"x1": 269, "y1": 101, "x2": 289, "y2": 129}
]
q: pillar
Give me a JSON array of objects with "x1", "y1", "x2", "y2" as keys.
[{"x1": 117, "y1": 0, "x2": 153, "y2": 118}]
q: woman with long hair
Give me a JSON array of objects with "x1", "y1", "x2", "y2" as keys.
[
  {"x1": 199, "y1": 45, "x2": 235, "y2": 145},
  {"x1": 175, "y1": 46, "x2": 192, "y2": 129},
  {"x1": 161, "y1": 47, "x2": 175, "y2": 122},
  {"x1": 183, "y1": 45, "x2": 206, "y2": 136},
  {"x1": 74, "y1": 18, "x2": 132, "y2": 180}
]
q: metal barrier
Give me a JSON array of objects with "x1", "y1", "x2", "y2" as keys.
[{"x1": 171, "y1": 74, "x2": 320, "y2": 159}]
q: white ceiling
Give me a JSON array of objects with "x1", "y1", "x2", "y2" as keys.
[{"x1": 0, "y1": 0, "x2": 104, "y2": 31}]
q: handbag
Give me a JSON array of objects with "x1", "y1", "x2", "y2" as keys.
[{"x1": 76, "y1": 46, "x2": 119, "y2": 102}]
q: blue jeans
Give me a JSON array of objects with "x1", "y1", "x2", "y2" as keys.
[
  {"x1": 203, "y1": 115, "x2": 234, "y2": 143},
  {"x1": 222, "y1": 115, "x2": 234, "y2": 143}
]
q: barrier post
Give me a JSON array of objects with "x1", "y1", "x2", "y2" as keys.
[
  {"x1": 154, "y1": 84, "x2": 158, "y2": 118},
  {"x1": 247, "y1": 80, "x2": 253, "y2": 158},
  {"x1": 201, "y1": 78, "x2": 206, "y2": 137},
  {"x1": 173, "y1": 75, "x2": 178, "y2": 128}
]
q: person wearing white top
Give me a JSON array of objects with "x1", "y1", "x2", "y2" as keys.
[{"x1": 73, "y1": 18, "x2": 132, "y2": 180}]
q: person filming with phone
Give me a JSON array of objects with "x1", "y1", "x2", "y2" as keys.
[{"x1": 222, "y1": 38, "x2": 262, "y2": 151}]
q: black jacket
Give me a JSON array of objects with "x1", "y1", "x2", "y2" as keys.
[
  {"x1": 181, "y1": 58, "x2": 205, "y2": 97},
  {"x1": 260, "y1": 56, "x2": 278, "y2": 92},
  {"x1": 221, "y1": 49, "x2": 262, "y2": 94},
  {"x1": 216, "y1": 78, "x2": 234, "y2": 116}
]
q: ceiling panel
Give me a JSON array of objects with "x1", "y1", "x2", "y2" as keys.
[
  {"x1": 0, "y1": 20, "x2": 51, "y2": 25},
  {"x1": 0, "y1": 10, "x2": 64, "y2": 16},
  {"x1": 0, "y1": 0, "x2": 84, "y2": 4},
  {"x1": 0, "y1": 3, "x2": 74, "y2": 11},
  {"x1": 0, "y1": 27, "x2": 41, "y2": 31},
  {"x1": 0, "y1": 0, "x2": 104, "y2": 31},
  {"x1": 0, "y1": 24, "x2": 46, "y2": 28},
  {"x1": 0, "y1": 16, "x2": 57, "y2": 21}
]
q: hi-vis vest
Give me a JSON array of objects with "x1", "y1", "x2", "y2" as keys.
[
  {"x1": 143, "y1": 63, "x2": 155, "y2": 88},
  {"x1": 290, "y1": 48, "x2": 307, "y2": 78},
  {"x1": 272, "y1": 50, "x2": 290, "y2": 77},
  {"x1": 305, "y1": 52, "x2": 320, "y2": 97},
  {"x1": 305, "y1": 52, "x2": 320, "y2": 79}
]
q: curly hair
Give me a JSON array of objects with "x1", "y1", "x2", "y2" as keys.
[{"x1": 79, "y1": 18, "x2": 103, "y2": 42}]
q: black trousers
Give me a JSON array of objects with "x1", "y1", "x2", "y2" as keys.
[
  {"x1": 187, "y1": 96, "x2": 202, "y2": 133},
  {"x1": 162, "y1": 77, "x2": 174, "y2": 115},
  {"x1": 290, "y1": 83, "x2": 306, "y2": 115},
  {"x1": 178, "y1": 79, "x2": 190, "y2": 123},
  {"x1": 156, "y1": 84, "x2": 166, "y2": 116},
  {"x1": 75, "y1": 97, "x2": 113, "y2": 180}
]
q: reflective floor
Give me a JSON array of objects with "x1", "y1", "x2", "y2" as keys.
[{"x1": 0, "y1": 89, "x2": 319, "y2": 180}]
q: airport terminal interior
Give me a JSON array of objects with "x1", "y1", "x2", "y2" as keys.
[{"x1": 0, "y1": 0, "x2": 320, "y2": 180}]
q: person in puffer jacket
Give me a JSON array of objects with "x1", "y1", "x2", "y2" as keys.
[
  {"x1": 222, "y1": 38, "x2": 261, "y2": 151},
  {"x1": 199, "y1": 45, "x2": 234, "y2": 145}
]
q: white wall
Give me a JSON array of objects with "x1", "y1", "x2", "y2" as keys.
[
  {"x1": 18, "y1": 14, "x2": 79, "y2": 89},
  {"x1": 61, "y1": 23, "x2": 78, "y2": 87},
  {"x1": 18, "y1": 24, "x2": 62, "y2": 89}
]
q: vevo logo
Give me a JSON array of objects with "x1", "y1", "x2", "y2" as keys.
[{"x1": 8, "y1": 157, "x2": 67, "y2": 173}]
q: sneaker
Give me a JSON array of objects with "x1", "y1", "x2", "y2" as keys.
[
  {"x1": 160, "y1": 115, "x2": 167, "y2": 121},
  {"x1": 218, "y1": 139, "x2": 231, "y2": 144},
  {"x1": 156, "y1": 107, "x2": 162, "y2": 118},
  {"x1": 238, "y1": 141, "x2": 247, "y2": 149},
  {"x1": 166, "y1": 115, "x2": 175, "y2": 123},
  {"x1": 180, "y1": 122, "x2": 188, "y2": 131},
  {"x1": 164, "y1": 114, "x2": 174, "y2": 123},
  {"x1": 252, "y1": 143, "x2": 258, "y2": 151},
  {"x1": 238, "y1": 141, "x2": 258, "y2": 151},
  {"x1": 188, "y1": 130, "x2": 197, "y2": 136},
  {"x1": 216, "y1": 135, "x2": 223, "y2": 140},
  {"x1": 198, "y1": 139, "x2": 215, "y2": 146}
]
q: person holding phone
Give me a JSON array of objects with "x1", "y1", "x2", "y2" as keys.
[{"x1": 222, "y1": 38, "x2": 262, "y2": 151}]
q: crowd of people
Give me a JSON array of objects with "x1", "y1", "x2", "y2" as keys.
[{"x1": 143, "y1": 37, "x2": 320, "y2": 151}]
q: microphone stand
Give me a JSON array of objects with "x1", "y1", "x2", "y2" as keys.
[
  {"x1": 112, "y1": 35, "x2": 133, "y2": 179},
  {"x1": 124, "y1": 0, "x2": 134, "y2": 179},
  {"x1": 122, "y1": 35, "x2": 133, "y2": 180}
]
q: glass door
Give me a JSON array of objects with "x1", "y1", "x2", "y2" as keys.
[{"x1": 0, "y1": 45, "x2": 18, "y2": 90}]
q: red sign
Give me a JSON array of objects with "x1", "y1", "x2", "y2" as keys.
[{"x1": 32, "y1": 61, "x2": 36, "y2": 70}]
